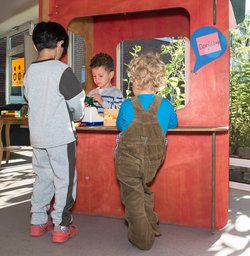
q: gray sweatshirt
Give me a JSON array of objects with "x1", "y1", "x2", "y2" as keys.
[{"x1": 24, "y1": 59, "x2": 85, "y2": 148}]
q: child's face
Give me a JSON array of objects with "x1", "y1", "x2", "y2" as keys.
[{"x1": 91, "y1": 66, "x2": 114, "y2": 88}]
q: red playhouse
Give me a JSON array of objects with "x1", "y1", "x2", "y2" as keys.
[{"x1": 39, "y1": 0, "x2": 230, "y2": 232}]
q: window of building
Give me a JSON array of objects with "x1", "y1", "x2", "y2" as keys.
[
  {"x1": 8, "y1": 44, "x2": 25, "y2": 104},
  {"x1": 0, "y1": 21, "x2": 37, "y2": 105},
  {"x1": 118, "y1": 37, "x2": 189, "y2": 110},
  {"x1": 0, "y1": 37, "x2": 7, "y2": 105},
  {"x1": 68, "y1": 31, "x2": 85, "y2": 88},
  {"x1": 10, "y1": 32, "x2": 25, "y2": 48}
]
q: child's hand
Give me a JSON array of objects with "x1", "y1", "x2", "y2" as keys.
[{"x1": 92, "y1": 94, "x2": 103, "y2": 105}]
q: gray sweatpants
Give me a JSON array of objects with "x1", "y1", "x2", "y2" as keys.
[{"x1": 30, "y1": 141, "x2": 77, "y2": 226}]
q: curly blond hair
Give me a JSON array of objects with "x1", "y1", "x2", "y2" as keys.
[{"x1": 127, "y1": 53, "x2": 166, "y2": 93}]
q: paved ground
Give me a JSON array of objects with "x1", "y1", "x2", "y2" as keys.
[{"x1": 1, "y1": 151, "x2": 250, "y2": 256}]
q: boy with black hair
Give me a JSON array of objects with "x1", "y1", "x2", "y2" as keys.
[
  {"x1": 87, "y1": 52, "x2": 123, "y2": 114},
  {"x1": 24, "y1": 21, "x2": 85, "y2": 243}
]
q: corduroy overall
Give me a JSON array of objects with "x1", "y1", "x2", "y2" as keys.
[{"x1": 115, "y1": 96, "x2": 167, "y2": 250}]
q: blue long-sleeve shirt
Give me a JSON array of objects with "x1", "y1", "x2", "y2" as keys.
[{"x1": 116, "y1": 94, "x2": 178, "y2": 135}]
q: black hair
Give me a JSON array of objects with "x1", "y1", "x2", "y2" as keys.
[
  {"x1": 90, "y1": 52, "x2": 114, "y2": 72},
  {"x1": 32, "y1": 21, "x2": 69, "y2": 53}
]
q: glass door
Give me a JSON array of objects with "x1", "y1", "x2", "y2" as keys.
[{"x1": 8, "y1": 52, "x2": 25, "y2": 103}]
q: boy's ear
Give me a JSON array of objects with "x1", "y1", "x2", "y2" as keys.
[
  {"x1": 57, "y1": 40, "x2": 64, "y2": 48},
  {"x1": 33, "y1": 44, "x2": 38, "y2": 52},
  {"x1": 133, "y1": 80, "x2": 139, "y2": 87},
  {"x1": 109, "y1": 71, "x2": 115, "y2": 79}
]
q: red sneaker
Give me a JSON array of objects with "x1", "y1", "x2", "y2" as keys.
[
  {"x1": 30, "y1": 219, "x2": 53, "y2": 236},
  {"x1": 52, "y1": 224, "x2": 79, "y2": 243}
]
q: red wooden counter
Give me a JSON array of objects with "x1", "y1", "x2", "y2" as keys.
[{"x1": 74, "y1": 126, "x2": 228, "y2": 233}]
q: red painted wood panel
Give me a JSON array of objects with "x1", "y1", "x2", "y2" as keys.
[{"x1": 43, "y1": 0, "x2": 230, "y2": 230}]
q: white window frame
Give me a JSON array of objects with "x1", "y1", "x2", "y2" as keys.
[
  {"x1": 3, "y1": 21, "x2": 36, "y2": 104},
  {"x1": 67, "y1": 31, "x2": 85, "y2": 84}
]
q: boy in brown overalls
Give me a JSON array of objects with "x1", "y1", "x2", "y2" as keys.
[{"x1": 115, "y1": 53, "x2": 178, "y2": 250}]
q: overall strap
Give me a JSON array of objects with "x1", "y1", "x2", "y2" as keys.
[
  {"x1": 130, "y1": 96, "x2": 144, "y2": 114},
  {"x1": 130, "y1": 95, "x2": 162, "y2": 115},
  {"x1": 130, "y1": 95, "x2": 162, "y2": 113},
  {"x1": 147, "y1": 96, "x2": 162, "y2": 115}
]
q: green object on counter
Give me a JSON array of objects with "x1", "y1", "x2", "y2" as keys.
[{"x1": 85, "y1": 96, "x2": 97, "y2": 107}]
